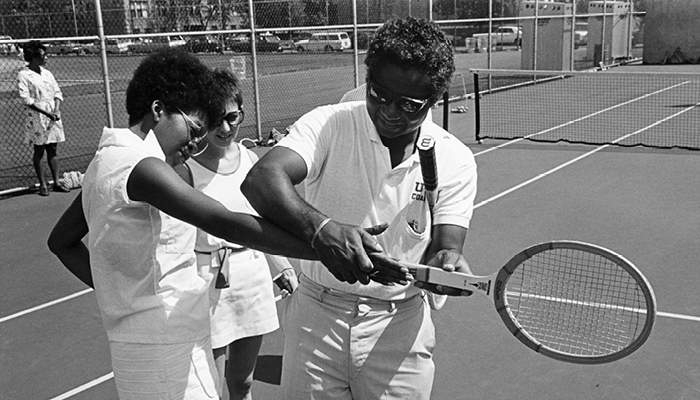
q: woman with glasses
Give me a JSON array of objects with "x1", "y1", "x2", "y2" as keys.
[
  {"x1": 183, "y1": 69, "x2": 298, "y2": 400},
  {"x1": 47, "y1": 48, "x2": 336, "y2": 400},
  {"x1": 18, "y1": 40, "x2": 70, "y2": 196}
]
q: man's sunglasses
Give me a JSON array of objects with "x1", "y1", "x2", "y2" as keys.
[
  {"x1": 367, "y1": 81, "x2": 430, "y2": 114},
  {"x1": 223, "y1": 109, "x2": 244, "y2": 126}
]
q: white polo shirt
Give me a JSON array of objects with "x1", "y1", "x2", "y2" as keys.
[
  {"x1": 82, "y1": 127, "x2": 210, "y2": 344},
  {"x1": 278, "y1": 102, "x2": 477, "y2": 300}
]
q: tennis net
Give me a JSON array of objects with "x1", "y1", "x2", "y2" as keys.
[{"x1": 473, "y1": 69, "x2": 700, "y2": 150}]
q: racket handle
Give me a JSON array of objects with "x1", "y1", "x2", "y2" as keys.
[
  {"x1": 402, "y1": 261, "x2": 476, "y2": 292},
  {"x1": 417, "y1": 136, "x2": 438, "y2": 207}
]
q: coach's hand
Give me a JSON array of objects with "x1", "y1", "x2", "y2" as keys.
[
  {"x1": 415, "y1": 249, "x2": 474, "y2": 296},
  {"x1": 313, "y1": 220, "x2": 410, "y2": 285}
]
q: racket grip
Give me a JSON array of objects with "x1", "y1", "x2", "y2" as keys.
[
  {"x1": 402, "y1": 261, "x2": 474, "y2": 292},
  {"x1": 417, "y1": 137, "x2": 438, "y2": 192}
]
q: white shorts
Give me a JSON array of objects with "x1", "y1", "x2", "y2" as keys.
[
  {"x1": 280, "y1": 275, "x2": 435, "y2": 400},
  {"x1": 109, "y1": 337, "x2": 219, "y2": 400}
]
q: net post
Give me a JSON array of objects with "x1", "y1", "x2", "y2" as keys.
[{"x1": 473, "y1": 72, "x2": 481, "y2": 143}]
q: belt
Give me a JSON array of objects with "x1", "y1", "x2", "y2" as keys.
[
  {"x1": 195, "y1": 246, "x2": 250, "y2": 289},
  {"x1": 298, "y1": 274, "x2": 421, "y2": 313}
]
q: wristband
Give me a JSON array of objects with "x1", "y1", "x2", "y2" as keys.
[{"x1": 310, "y1": 217, "x2": 332, "y2": 249}]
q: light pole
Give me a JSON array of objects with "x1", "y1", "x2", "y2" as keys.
[
  {"x1": 71, "y1": 0, "x2": 79, "y2": 36},
  {"x1": 218, "y1": 0, "x2": 225, "y2": 30}
]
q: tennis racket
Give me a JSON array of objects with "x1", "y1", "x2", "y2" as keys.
[
  {"x1": 417, "y1": 135, "x2": 448, "y2": 311},
  {"x1": 402, "y1": 240, "x2": 656, "y2": 364}
]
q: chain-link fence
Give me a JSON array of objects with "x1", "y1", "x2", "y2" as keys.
[{"x1": 0, "y1": 0, "x2": 645, "y2": 194}]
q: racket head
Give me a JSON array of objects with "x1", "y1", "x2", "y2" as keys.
[{"x1": 493, "y1": 241, "x2": 656, "y2": 364}]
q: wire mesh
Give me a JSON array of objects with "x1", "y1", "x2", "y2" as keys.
[{"x1": 0, "y1": 1, "x2": 647, "y2": 193}]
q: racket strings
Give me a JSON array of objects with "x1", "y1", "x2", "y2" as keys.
[{"x1": 505, "y1": 248, "x2": 649, "y2": 357}]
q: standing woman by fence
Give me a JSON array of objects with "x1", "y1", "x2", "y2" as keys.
[{"x1": 17, "y1": 40, "x2": 70, "y2": 196}]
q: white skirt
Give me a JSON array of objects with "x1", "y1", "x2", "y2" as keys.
[{"x1": 197, "y1": 249, "x2": 279, "y2": 349}]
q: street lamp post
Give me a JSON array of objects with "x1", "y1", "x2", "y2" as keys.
[{"x1": 71, "y1": 0, "x2": 79, "y2": 36}]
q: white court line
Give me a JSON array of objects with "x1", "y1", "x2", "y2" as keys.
[
  {"x1": 0, "y1": 288, "x2": 93, "y2": 324},
  {"x1": 657, "y1": 311, "x2": 700, "y2": 322},
  {"x1": 10, "y1": 94, "x2": 700, "y2": 398},
  {"x1": 49, "y1": 373, "x2": 113, "y2": 400},
  {"x1": 473, "y1": 100, "x2": 700, "y2": 209}
]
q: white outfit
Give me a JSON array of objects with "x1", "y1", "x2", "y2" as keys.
[
  {"x1": 340, "y1": 83, "x2": 433, "y2": 122},
  {"x1": 280, "y1": 102, "x2": 476, "y2": 301},
  {"x1": 82, "y1": 127, "x2": 217, "y2": 399},
  {"x1": 276, "y1": 102, "x2": 477, "y2": 399},
  {"x1": 18, "y1": 66, "x2": 65, "y2": 145},
  {"x1": 187, "y1": 143, "x2": 279, "y2": 349}
]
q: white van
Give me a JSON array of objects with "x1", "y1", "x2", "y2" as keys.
[{"x1": 295, "y1": 32, "x2": 351, "y2": 52}]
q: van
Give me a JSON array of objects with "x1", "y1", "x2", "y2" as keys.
[
  {"x1": 294, "y1": 32, "x2": 351, "y2": 52},
  {"x1": 105, "y1": 39, "x2": 131, "y2": 53}
]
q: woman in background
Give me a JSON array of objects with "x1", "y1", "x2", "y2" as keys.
[
  {"x1": 184, "y1": 69, "x2": 297, "y2": 400},
  {"x1": 18, "y1": 40, "x2": 70, "y2": 196}
]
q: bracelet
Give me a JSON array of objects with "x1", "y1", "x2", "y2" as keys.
[{"x1": 310, "y1": 217, "x2": 332, "y2": 249}]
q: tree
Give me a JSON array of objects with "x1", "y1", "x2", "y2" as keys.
[
  {"x1": 302, "y1": 0, "x2": 325, "y2": 25},
  {"x1": 255, "y1": 0, "x2": 291, "y2": 28}
]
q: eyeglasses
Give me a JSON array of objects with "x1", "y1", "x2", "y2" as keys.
[
  {"x1": 367, "y1": 81, "x2": 430, "y2": 114},
  {"x1": 177, "y1": 108, "x2": 207, "y2": 143},
  {"x1": 223, "y1": 109, "x2": 244, "y2": 126}
]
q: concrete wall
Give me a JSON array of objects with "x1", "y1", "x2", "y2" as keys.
[{"x1": 644, "y1": 0, "x2": 700, "y2": 64}]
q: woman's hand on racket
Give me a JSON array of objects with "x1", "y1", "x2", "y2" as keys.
[
  {"x1": 414, "y1": 249, "x2": 474, "y2": 297},
  {"x1": 314, "y1": 220, "x2": 410, "y2": 286}
]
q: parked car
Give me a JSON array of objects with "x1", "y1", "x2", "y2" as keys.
[
  {"x1": 574, "y1": 22, "x2": 589, "y2": 48},
  {"x1": 226, "y1": 35, "x2": 281, "y2": 53},
  {"x1": 472, "y1": 26, "x2": 522, "y2": 46},
  {"x1": 294, "y1": 32, "x2": 351, "y2": 52},
  {"x1": 83, "y1": 38, "x2": 131, "y2": 54},
  {"x1": 260, "y1": 33, "x2": 293, "y2": 52},
  {"x1": 185, "y1": 36, "x2": 222, "y2": 53},
  {"x1": 46, "y1": 41, "x2": 82, "y2": 55},
  {"x1": 128, "y1": 35, "x2": 186, "y2": 53}
]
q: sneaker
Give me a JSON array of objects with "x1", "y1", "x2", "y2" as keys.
[
  {"x1": 38, "y1": 186, "x2": 49, "y2": 196},
  {"x1": 53, "y1": 183, "x2": 70, "y2": 193}
]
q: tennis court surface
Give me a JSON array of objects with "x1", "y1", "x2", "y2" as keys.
[{"x1": 1, "y1": 74, "x2": 699, "y2": 399}]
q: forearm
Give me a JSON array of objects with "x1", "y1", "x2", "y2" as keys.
[
  {"x1": 203, "y1": 211, "x2": 317, "y2": 260},
  {"x1": 264, "y1": 253, "x2": 295, "y2": 272},
  {"x1": 242, "y1": 161, "x2": 327, "y2": 244},
  {"x1": 27, "y1": 104, "x2": 48, "y2": 115},
  {"x1": 424, "y1": 224, "x2": 468, "y2": 264},
  {"x1": 47, "y1": 194, "x2": 93, "y2": 288},
  {"x1": 48, "y1": 239, "x2": 93, "y2": 288}
]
